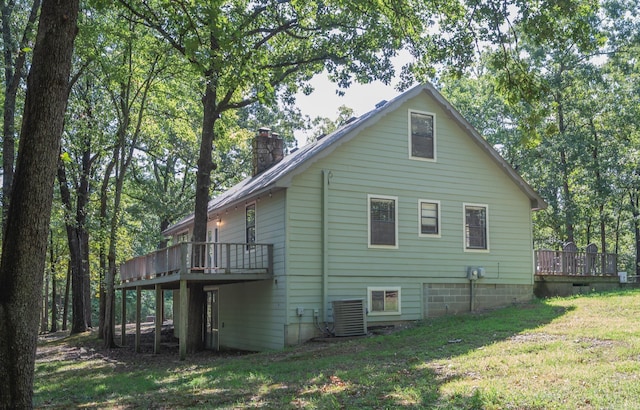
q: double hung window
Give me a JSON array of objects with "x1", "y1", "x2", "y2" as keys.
[
  {"x1": 409, "y1": 110, "x2": 435, "y2": 160},
  {"x1": 368, "y1": 195, "x2": 398, "y2": 248},
  {"x1": 464, "y1": 204, "x2": 488, "y2": 250},
  {"x1": 419, "y1": 200, "x2": 440, "y2": 237}
]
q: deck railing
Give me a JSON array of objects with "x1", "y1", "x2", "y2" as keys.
[
  {"x1": 119, "y1": 242, "x2": 273, "y2": 283},
  {"x1": 535, "y1": 249, "x2": 617, "y2": 276}
]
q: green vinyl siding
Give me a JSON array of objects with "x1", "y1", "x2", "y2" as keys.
[
  {"x1": 217, "y1": 189, "x2": 287, "y2": 351},
  {"x1": 285, "y1": 92, "x2": 534, "y2": 325},
  {"x1": 284, "y1": 166, "x2": 325, "y2": 326}
]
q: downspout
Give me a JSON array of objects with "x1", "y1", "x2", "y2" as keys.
[{"x1": 322, "y1": 170, "x2": 332, "y2": 322}]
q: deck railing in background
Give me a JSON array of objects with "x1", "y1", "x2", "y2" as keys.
[{"x1": 535, "y1": 249, "x2": 617, "y2": 276}]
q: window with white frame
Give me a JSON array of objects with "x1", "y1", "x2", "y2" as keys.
[
  {"x1": 409, "y1": 110, "x2": 435, "y2": 160},
  {"x1": 464, "y1": 204, "x2": 488, "y2": 250},
  {"x1": 368, "y1": 287, "x2": 401, "y2": 315},
  {"x1": 419, "y1": 200, "x2": 440, "y2": 237},
  {"x1": 245, "y1": 203, "x2": 256, "y2": 250},
  {"x1": 177, "y1": 231, "x2": 189, "y2": 243},
  {"x1": 368, "y1": 195, "x2": 398, "y2": 248}
]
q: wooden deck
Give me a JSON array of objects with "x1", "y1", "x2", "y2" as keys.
[
  {"x1": 535, "y1": 249, "x2": 617, "y2": 276},
  {"x1": 119, "y1": 242, "x2": 273, "y2": 287}
]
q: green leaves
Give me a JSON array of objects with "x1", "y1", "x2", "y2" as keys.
[{"x1": 59, "y1": 151, "x2": 72, "y2": 164}]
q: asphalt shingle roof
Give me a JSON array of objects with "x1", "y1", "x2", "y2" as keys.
[{"x1": 164, "y1": 83, "x2": 546, "y2": 236}]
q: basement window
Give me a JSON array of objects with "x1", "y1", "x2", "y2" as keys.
[{"x1": 368, "y1": 287, "x2": 401, "y2": 316}]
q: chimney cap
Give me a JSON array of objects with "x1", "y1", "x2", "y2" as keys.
[{"x1": 258, "y1": 127, "x2": 271, "y2": 137}]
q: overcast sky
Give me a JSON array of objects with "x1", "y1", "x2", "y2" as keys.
[
  {"x1": 293, "y1": 77, "x2": 403, "y2": 146},
  {"x1": 293, "y1": 51, "x2": 414, "y2": 146}
]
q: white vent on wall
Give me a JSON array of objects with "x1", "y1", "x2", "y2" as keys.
[{"x1": 332, "y1": 299, "x2": 367, "y2": 337}]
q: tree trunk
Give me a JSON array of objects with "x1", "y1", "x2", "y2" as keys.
[
  {"x1": 50, "y1": 260, "x2": 58, "y2": 333},
  {"x1": 1, "y1": 0, "x2": 41, "y2": 229},
  {"x1": 49, "y1": 230, "x2": 57, "y2": 333},
  {"x1": 590, "y1": 122, "x2": 607, "y2": 272},
  {"x1": 104, "y1": 135, "x2": 136, "y2": 348},
  {"x1": 158, "y1": 218, "x2": 170, "y2": 249},
  {"x1": 78, "y1": 144, "x2": 92, "y2": 327},
  {"x1": 101, "y1": 47, "x2": 158, "y2": 348},
  {"x1": 102, "y1": 147, "x2": 123, "y2": 349},
  {"x1": 187, "y1": 284, "x2": 205, "y2": 353},
  {"x1": 559, "y1": 148, "x2": 574, "y2": 243},
  {"x1": 62, "y1": 264, "x2": 71, "y2": 331},
  {"x1": 82, "y1": 230, "x2": 91, "y2": 327},
  {"x1": 192, "y1": 81, "x2": 218, "y2": 243},
  {"x1": 635, "y1": 214, "x2": 640, "y2": 276},
  {"x1": 97, "y1": 157, "x2": 116, "y2": 339},
  {"x1": 0, "y1": 0, "x2": 78, "y2": 407},
  {"x1": 632, "y1": 193, "x2": 640, "y2": 277},
  {"x1": 189, "y1": 81, "x2": 218, "y2": 353},
  {"x1": 103, "y1": 173, "x2": 125, "y2": 348},
  {"x1": 555, "y1": 89, "x2": 574, "y2": 244},
  {"x1": 41, "y1": 269, "x2": 49, "y2": 333},
  {"x1": 57, "y1": 160, "x2": 87, "y2": 334}
]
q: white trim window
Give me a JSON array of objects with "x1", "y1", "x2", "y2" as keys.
[
  {"x1": 419, "y1": 199, "x2": 441, "y2": 237},
  {"x1": 368, "y1": 195, "x2": 398, "y2": 248},
  {"x1": 409, "y1": 110, "x2": 436, "y2": 161},
  {"x1": 464, "y1": 203, "x2": 489, "y2": 251},
  {"x1": 368, "y1": 287, "x2": 401, "y2": 316},
  {"x1": 176, "y1": 231, "x2": 189, "y2": 243},
  {"x1": 245, "y1": 202, "x2": 256, "y2": 250}
]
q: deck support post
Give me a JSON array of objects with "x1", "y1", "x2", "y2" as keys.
[
  {"x1": 154, "y1": 284, "x2": 162, "y2": 354},
  {"x1": 120, "y1": 288, "x2": 127, "y2": 346},
  {"x1": 179, "y1": 279, "x2": 188, "y2": 360},
  {"x1": 135, "y1": 286, "x2": 142, "y2": 353}
]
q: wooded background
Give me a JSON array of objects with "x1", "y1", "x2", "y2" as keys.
[{"x1": 2, "y1": 0, "x2": 639, "y2": 356}]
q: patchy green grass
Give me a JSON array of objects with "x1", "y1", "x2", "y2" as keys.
[{"x1": 35, "y1": 289, "x2": 640, "y2": 409}]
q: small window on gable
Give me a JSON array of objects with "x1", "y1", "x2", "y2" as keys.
[
  {"x1": 368, "y1": 195, "x2": 398, "y2": 248},
  {"x1": 246, "y1": 203, "x2": 256, "y2": 250},
  {"x1": 368, "y1": 287, "x2": 401, "y2": 315},
  {"x1": 419, "y1": 200, "x2": 440, "y2": 237},
  {"x1": 409, "y1": 110, "x2": 435, "y2": 160},
  {"x1": 464, "y1": 204, "x2": 488, "y2": 251}
]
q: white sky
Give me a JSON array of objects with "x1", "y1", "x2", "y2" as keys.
[
  {"x1": 293, "y1": 51, "x2": 414, "y2": 146},
  {"x1": 293, "y1": 77, "x2": 404, "y2": 146}
]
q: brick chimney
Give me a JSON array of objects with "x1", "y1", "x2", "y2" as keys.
[{"x1": 253, "y1": 127, "x2": 284, "y2": 176}]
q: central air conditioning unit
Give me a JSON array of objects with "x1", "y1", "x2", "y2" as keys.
[{"x1": 332, "y1": 299, "x2": 367, "y2": 337}]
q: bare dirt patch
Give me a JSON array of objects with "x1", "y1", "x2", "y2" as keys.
[{"x1": 37, "y1": 322, "x2": 251, "y2": 369}]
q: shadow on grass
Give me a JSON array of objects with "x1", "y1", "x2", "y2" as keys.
[{"x1": 35, "y1": 299, "x2": 575, "y2": 409}]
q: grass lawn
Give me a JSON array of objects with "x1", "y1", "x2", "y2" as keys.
[{"x1": 35, "y1": 289, "x2": 640, "y2": 409}]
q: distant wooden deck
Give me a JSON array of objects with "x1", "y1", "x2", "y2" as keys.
[
  {"x1": 535, "y1": 249, "x2": 617, "y2": 276},
  {"x1": 119, "y1": 242, "x2": 273, "y2": 288}
]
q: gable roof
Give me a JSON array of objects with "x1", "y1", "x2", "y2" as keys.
[{"x1": 164, "y1": 83, "x2": 546, "y2": 236}]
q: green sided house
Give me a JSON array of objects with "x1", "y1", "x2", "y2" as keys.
[{"x1": 119, "y1": 83, "x2": 546, "y2": 357}]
